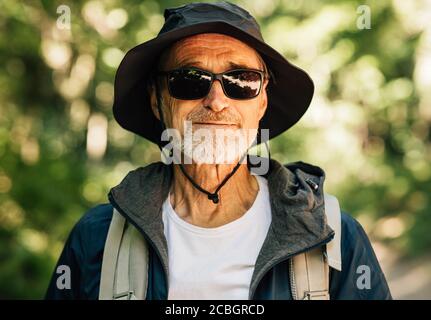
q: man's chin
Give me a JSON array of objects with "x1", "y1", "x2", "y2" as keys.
[
  {"x1": 184, "y1": 153, "x2": 246, "y2": 165},
  {"x1": 171, "y1": 147, "x2": 248, "y2": 165}
]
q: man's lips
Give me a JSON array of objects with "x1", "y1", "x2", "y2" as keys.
[{"x1": 193, "y1": 121, "x2": 238, "y2": 126}]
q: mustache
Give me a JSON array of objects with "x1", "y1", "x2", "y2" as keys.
[{"x1": 186, "y1": 108, "x2": 241, "y2": 125}]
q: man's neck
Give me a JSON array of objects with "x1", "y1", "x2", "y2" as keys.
[{"x1": 169, "y1": 162, "x2": 259, "y2": 228}]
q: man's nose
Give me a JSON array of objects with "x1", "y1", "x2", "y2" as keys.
[{"x1": 202, "y1": 79, "x2": 229, "y2": 112}]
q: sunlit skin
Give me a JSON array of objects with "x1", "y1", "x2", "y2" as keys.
[{"x1": 149, "y1": 33, "x2": 269, "y2": 228}]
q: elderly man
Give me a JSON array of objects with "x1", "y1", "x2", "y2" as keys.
[{"x1": 46, "y1": 2, "x2": 392, "y2": 300}]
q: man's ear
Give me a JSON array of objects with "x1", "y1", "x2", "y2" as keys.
[{"x1": 147, "y1": 79, "x2": 160, "y2": 121}]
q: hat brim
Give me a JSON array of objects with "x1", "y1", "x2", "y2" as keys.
[{"x1": 113, "y1": 21, "x2": 314, "y2": 145}]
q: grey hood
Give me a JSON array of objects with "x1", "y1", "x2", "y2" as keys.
[{"x1": 108, "y1": 157, "x2": 335, "y2": 298}]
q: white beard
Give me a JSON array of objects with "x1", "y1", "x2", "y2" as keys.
[{"x1": 170, "y1": 121, "x2": 258, "y2": 164}]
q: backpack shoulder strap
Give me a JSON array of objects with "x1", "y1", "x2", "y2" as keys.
[
  {"x1": 99, "y1": 208, "x2": 149, "y2": 300},
  {"x1": 290, "y1": 193, "x2": 342, "y2": 300},
  {"x1": 324, "y1": 193, "x2": 342, "y2": 272}
]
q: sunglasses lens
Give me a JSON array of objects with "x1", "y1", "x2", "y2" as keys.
[
  {"x1": 223, "y1": 70, "x2": 262, "y2": 99},
  {"x1": 167, "y1": 69, "x2": 211, "y2": 99}
]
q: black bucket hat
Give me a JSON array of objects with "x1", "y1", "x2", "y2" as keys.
[{"x1": 113, "y1": 1, "x2": 314, "y2": 145}]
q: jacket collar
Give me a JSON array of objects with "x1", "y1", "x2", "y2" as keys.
[{"x1": 108, "y1": 157, "x2": 335, "y2": 297}]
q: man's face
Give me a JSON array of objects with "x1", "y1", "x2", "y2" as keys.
[{"x1": 150, "y1": 33, "x2": 269, "y2": 164}]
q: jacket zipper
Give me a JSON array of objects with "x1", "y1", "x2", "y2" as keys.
[
  {"x1": 249, "y1": 232, "x2": 335, "y2": 300},
  {"x1": 108, "y1": 192, "x2": 170, "y2": 295},
  {"x1": 289, "y1": 258, "x2": 298, "y2": 300}
]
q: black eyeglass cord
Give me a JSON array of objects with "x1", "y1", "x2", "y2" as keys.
[{"x1": 154, "y1": 78, "x2": 264, "y2": 204}]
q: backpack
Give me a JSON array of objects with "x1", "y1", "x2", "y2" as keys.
[{"x1": 99, "y1": 194, "x2": 342, "y2": 300}]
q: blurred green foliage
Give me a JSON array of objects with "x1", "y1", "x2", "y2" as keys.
[{"x1": 0, "y1": 0, "x2": 430, "y2": 298}]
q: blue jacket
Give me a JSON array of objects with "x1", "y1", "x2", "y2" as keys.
[{"x1": 45, "y1": 159, "x2": 392, "y2": 300}]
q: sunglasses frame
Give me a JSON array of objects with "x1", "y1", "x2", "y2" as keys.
[{"x1": 158, "y1": 67, "x2": 267, "y2": 101}]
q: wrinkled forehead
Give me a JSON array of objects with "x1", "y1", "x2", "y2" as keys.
[{"x1": 159, "y1": 33, "x2": 264, "y2": 71}]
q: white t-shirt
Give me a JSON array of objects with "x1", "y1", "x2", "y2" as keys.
[{"x1": 162, "y1": 175, "x2": 272, "y2": 300}]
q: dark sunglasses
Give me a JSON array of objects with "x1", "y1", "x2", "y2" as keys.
[{"x1": 158, "y1": 67, "x2": 266, "y2": 100}]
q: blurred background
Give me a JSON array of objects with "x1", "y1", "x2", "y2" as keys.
[{"x1": 0, "y1": 0, "x2": 430, "y2": 299}]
